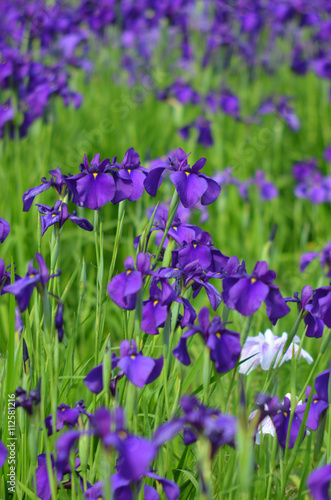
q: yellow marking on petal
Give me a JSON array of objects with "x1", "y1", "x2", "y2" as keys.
[
  {"x1": 127, "y1": 270, "x2": 132, "y2": 275},
  {"x1": 215, "y1": 332, "x2": 221, "y2": 339},
  {"x1": 284, "y1": 412, "x2": 288, "y2": 417},
  {"x1": 193, "y1": 244, "x2": 197, "y2": 248},
  {"x1": 313, "y1": 399, "x2": 318, "y2": 404},
  {"x1": 93, "y1": 173, "x2": 98, "y2": 179},
  {"x1": 153, "y1": 300, "x2": 159, "y2": 306},
  {"x1": 130, "y1": 355, "x2": 136, "y2": 359},
  {"x1": 185, "y1": 171, "x2": 190, "y2": 176},
  {"x1": 52, "y1": 214, "x2": 57, "y2": 217},
  {"x1": 251, "y1": 278, "x2": 257, "y2": 283},
  {"x1": 118, "y1": 430, "x2": 128, "y2": 439},
  {"x1": 29, "y1": 274, "x2": 36, "y2": 278},
  {"x1": 173, "y1": 226, "x2": 177, "y2": 230},
  {"x1": 127, "y1": 169, "x2": 131, "y2": 174}
]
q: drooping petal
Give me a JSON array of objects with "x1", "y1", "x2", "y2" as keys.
[
  {"x1": 68, "y1": 214, "x2": 93, "y2": 231},
  {"x1": 23, "y1": 181, "x2": 52, "y2": 212},
  {"x1": 315, "y1": 369, "x2": 330, "y2": 402},
  {"x1": 84, "y1": 364, "x2": 104, "y2": 394},
  {"x1": 144, "y1": 165, "x2": 167, "y2": 197},
  {"x1": 117, "y1": 436, "x2": 157, "y2": 481},
  {"x1": 67, "y1": 173, "x2": 115, "y2": 209},
  {"x1": 145, "y1": 356, "x2": 163, "y2": 384},
  {"x1": 307, "y1": 463, "x2": 331, "y2": 500},
  {"x1": 0, "y1": 218, "x2": 10, "y2": 243},
  {"x1": 170, "y1": 171, "x2": 208, "y2": 208},
  {"x1": 4, "y1": 275, "x2": 40, "y2": 312},
  {"x1": 118, "y1": 355, "x2": 156, "y2": 388},
  {"x1": 111, "y1": 174, "x2": 133, "y2": 204},
  {"x1": 300, "y1": 252, "x2": 319, "y2": 272},
  {"x1": 128, "y1": 169, "x2": 146, "y2": 201},
  {"x1": 153, "y1": 419, "x2": 185, "y2": 447},
  {"x1": 199, "y1": 176, "x2": 221, "y2": 205},
  {"x1": 223, "y1": 278, "x2": 269, "y2": 316},
  {"x1": 145, "y1": 472, "x2": 180, "y2": 500}
]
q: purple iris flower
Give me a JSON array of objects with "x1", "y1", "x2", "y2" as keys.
[
  {"x1": 180, "y1": 396, "x2": 237, "y2": 456},
  {"x1": 110, "y1": 147, "x2": 147, "y2": 202},
  {"x1": 254, "y1": 171, "x2": 278, "y2": 201},
  {"x1": 272, "y1": 396, "x2": 306, "y2": 449},
  {"x1": 179, "y1": 117, "x2": 214, "y2": 148},
  {"x1": 292, "y1": 159, "x2": 318, "y2": 182},
  {"x1": 286, "y1": 285, "x2": 324, "y2": 338},
  {"x1": 300, "y1": 242, "x2": 331, "y2": 277},
  {"x1": 157, "y1": 260, "x2": 222, "y2": 311},
  {"x1": 15, "y1": 379, "x2": 41, "y2": 415},
  {"x1": 66, "y1": 153, "x2": 128, "y2": 210},
  {"x1": 307, "y1": 463, "x2": 331, "y2": 500},
  {"x1": 35, "y1": 452, "x2": 85, "y2": 500},
  {"x1": 297, "y1": 370, "x2": 329, "y2": 431},
  {"x1": 107, "y1": 252, "x2": 154, "y2": 310},
  {"x1": 158, "y1": 79, "x2": 200, "y2": 105},
  {"x1": 84, "y1": 472, "x2": 179, "y2": 500},
  {"x1": 36, "y1": 200, "x2": 93, "y2": 235},
  {"x1": 173, "y1": 307, "x2": 241, "y2": 373},
  {"x1": 257, "y1": 394, "x2": 305, "y2": 450},
  {"x1": 311, "y1": 284, "x2": 331, "y2": 328},
  {"x1": 141, "y1": 278, "x2": 196, "y2": 335},
  {"x1": 171, "y1": 231, "x2": 229, "y2": 273},
  {"x1": 222, "y1": 261, "x2": 290, "y2": 324},
  {"x1": 294, "y1": 170, "x2": 331, "y2": 204},
  {"x1": 117, "y1": 339, "x2": 163, "y2": 388},
  {"x1": 220, "y1": 88, "x2": 240, "y2": 120},
  {"x1": 144, "y1": 148, "x2": 220, "y2": 208},
  {"x1": 3, "y1": 253, "x2": 60, "y2": 312},
  {"x1": 257, "y1": 96, "x2": 300, "y2": 131},
  {"x1": 45, "y1": 400, "x2": 91, "y2": 436},
  {"x1": 85, "y1": 340, "x2": 162, "y2": 391},
  {"x1": 81, "y1": 407, "x2": 180, "y2": 499},
  {"x1": 0, "y1": 440, "x2": 7, "y2": 469},
  {"x1": 0, "y1": 217, "x2": 10, "y2": 243},
  {"x1": 23, "y1": 167, "x2": 68, "y2": 212}
]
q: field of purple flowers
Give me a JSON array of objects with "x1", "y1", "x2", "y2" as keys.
[{"x1": 1, "y1": 1, "x2": 331, "y2": 499}]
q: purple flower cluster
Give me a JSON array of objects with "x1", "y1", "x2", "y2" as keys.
[
  {"x1": 214, "y1": 168, "x2": 278, "y2": 202},
  {"x1": 0, "y1": 0, "x2": 121, "y2": 137},
  {"x1": 293, "y1": 158, "x2": 331, "y2": 204}
]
